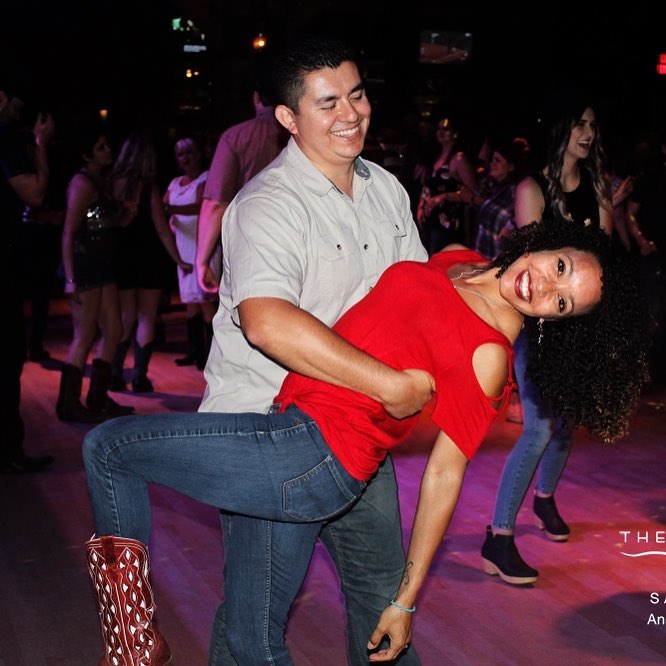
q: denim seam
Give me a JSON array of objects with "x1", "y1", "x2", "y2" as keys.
[{"x1": 261, "y1": 521, "x2": 275, "y2": 665}]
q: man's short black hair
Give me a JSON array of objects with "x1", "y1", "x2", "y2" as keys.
[{"x1": 271, "y1": 33, "x2": 360, "y2": 111}]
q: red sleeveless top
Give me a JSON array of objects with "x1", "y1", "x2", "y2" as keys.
[{"x1": 276, "y1": 250, "x2": 515, "y2": 480}]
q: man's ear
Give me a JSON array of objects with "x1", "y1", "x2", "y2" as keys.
[{"x1": 275, "y1": 104, "x2": 297, "y2": 135}]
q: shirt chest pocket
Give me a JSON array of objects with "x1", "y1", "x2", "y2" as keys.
[
  {"x1": 316, "y1": 229, "x2": 359, "y2": 262},
  {"x1": 314, "y1": 215, "x2": 407, "y2": 266},
  {"x1": 373, "y1": 215, "x2": 407, "y2": 258},
  {"x1": 376, "y1": 215, "x2": 406, "y2": 240}
]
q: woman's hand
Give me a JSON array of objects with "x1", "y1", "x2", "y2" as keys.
[
  {"x1": 64, "y1": 280, "x2": 81, "y2": 304},
  {"x1": 33, "y1": 111, "x2": 55, "y2": 147},
  {"x1": 424, "y1": 193, "x2": 446, "y2": 216},
  {"x1": 613, "y1": 175, "x2": 634, "y2": 206},
  {"x1": 178, "y1": 260, "x2": 194, "y2": 274},
  {"x1": 197, "y1": 262, "x2": 221, "y2": 293},
  {"x1": 367, "y1": 603, "x2": 412, "y2": 662}
]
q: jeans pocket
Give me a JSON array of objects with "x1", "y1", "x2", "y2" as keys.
[{"x1": 283, "y1": 455, "x2": 362, "y2": 522}]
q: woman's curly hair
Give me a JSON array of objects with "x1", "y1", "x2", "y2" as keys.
[{"x1": 491, "y1": 220, "x2": 650, "y2": 442}]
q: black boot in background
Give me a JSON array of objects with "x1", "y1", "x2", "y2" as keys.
[
  {"x1": 175, "y1": 313, "x2": 204, "y2": 367},
  {"x1": 56, "y1": 364, "x2": 106, "y2": 423},
  {"x1": 87, "y1": 358, "x2": 135, "y2": 417},
  {"x1": 132, "y1": 340, "x2": 155, "y2": 393},
  {"x1": 109, "y1": 338, "x2": 132, "y2": 391}
]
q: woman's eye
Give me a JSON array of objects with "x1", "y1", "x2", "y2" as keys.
[
  {"x1": 557, "y1": 259, "x2": 565, "y2": 275},
  {"x1": 558, "y1": 296, "x2": 566, "y2": 313}
]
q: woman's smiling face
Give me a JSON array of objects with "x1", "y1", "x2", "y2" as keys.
[
  {"x1": 498, "y1": 248, "x2": 602, "y2": 318},
  {"x1": 566, "y1": 107, "x2": 597, "y2": 161}
]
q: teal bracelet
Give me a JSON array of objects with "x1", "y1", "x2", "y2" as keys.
[{"x1": 390, "y1": 599, "x2": 416, "y2": 613}]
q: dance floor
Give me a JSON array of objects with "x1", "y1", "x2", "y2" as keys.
[{"x1": 2, "y1": 298, "x2": 665, "y2": 665}]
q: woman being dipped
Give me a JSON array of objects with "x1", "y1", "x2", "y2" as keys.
[{"x1": 82, "y1": 220, "x2": 647, "y2": 664}]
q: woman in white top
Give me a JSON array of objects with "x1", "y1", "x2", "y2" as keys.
[{"x1": 164, "y1": 137, "x2": 218, "y2": 369}]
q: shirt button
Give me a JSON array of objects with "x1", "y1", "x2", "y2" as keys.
[
  {"x1": 336, "y1": 244, "x2": 342, "y2": 251},
  {"x1": 363, "y1": 244, "x2": 369, "y2": 250}
]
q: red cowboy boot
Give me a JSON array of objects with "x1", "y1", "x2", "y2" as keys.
[{"x1": 86, "y1": 535, "x2": 172, "y2": 665}]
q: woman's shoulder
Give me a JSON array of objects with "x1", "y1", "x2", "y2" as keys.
[
  {"x1": 68, "y1": 170, "x2": 99, "y2": 197},
  {"x1": 517, "y1": 171, "x2": 546, "y2": 194},
  {"x1": 440, "y1": 242, "x2": 468, "y2": 252}
]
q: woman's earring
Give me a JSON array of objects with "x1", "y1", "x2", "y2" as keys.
[{"x1": 537, "y1": 317, "x2": 544, "y2": 346}]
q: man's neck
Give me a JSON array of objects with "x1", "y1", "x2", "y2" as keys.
[{"x1": 326, "y1": 165, "x2": 355, "y2": 198}]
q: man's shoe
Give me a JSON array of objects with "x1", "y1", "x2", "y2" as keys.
[{"x1": 2, "y1": 453, "x2": 55, "y2": 474}]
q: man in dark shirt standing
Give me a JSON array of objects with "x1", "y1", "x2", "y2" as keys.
[
  {"x1": 195, "y1": 73, "x2": 287, "y2": 294},
  {"x1": 0, "y1": 70, "x2": 55, "y2": 472}
]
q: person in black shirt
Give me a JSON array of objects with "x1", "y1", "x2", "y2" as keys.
[{"x1": 0, "y1": 69, "x2": 55, "y2": 472}]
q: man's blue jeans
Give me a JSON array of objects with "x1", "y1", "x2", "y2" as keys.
[
  {"x1": 210, "y1": 456, "x2": 421, "y2": 665},
  {"x1": 492, "y1": 331, "x2": 573, "y2": 531},
  {"x1": 83, "y1": 407, "x2": 418, "y2": 665},
  {"x1": 82, "y1": 406, "x2": 364, "y2": 546}
]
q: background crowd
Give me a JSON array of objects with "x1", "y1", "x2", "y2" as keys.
[{"x1": 2, "y1": 64, "x2": 665, "y2": 465}]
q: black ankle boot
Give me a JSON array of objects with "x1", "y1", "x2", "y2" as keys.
[
  {"x1": 132, "y1": 341, "x2": 155, "y2": 393},
  {"x1": 55, "y1": 364, "x2": 107, "y2": 424},
  {"x1": 87, "y1": 358, "x2": 135, "y2": 417},
  {"x1": 175, "y1": 314, "x2": 204, "y2": 367},
  {"x1": 110, "y1": 338, "x2": 131, "y2": 391},
  {"x1": 533, "y1": 495, "x2": 570, "y2": 541},
  {"x1": 481, "y1": 525, "x2": 538, "y2": 585}
]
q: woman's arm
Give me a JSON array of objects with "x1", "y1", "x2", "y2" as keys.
[
  {"x1": 367, "y1": 431, "x2": 468, "y2": 662},
  {"x1": 626, "y1": 200, "x2": 658, "y2": 255},
  {"x1": 424, "y1": 153, "x2": 478, "y2": 213},
  {"x1": 514, "y1": 176, "x2": 545, "y2": 227},
  {"x1": 165, "y1": 182, "x2": 205, "y2": 216},
  {"x1": 598, "y1": 173, "x2": 614, "y2": 235},
  {"x1": 149, "y1": 184, "x2": 192, "y2": 272},
  {"x1": 8, "y1": 113, "x2": 54, "y2": 207},
  {"x1": 367, "y1": 341, "x2": 509, "y2": 661},
  {"x1": 61, "y1": 174, "x2": 96, "y2": 302},
  {"x1": 450, "y1": 151, "x2": 478, "y2": 203}
]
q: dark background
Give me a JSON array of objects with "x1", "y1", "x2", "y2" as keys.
[{"x1": 2, "y1": 0, "x2": 665, "y2": 158}]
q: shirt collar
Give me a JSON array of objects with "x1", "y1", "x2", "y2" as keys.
[{"x1": 284, "y1": 137, "x2": 372, "y2": 197}]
